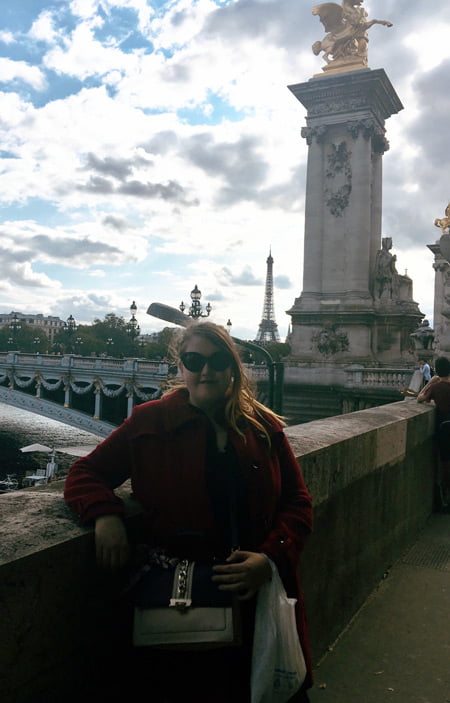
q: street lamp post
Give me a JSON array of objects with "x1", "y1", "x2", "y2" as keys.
[
  {"x1": 127, "y1": 301, "x2": 141, "y2": 353},
  {"x1": 179, "y1": 285, "x2": 212, "y2": 320},
  {"x1": 9, "y1": 313, "x2": 22, "y2": 348},
  {"x1": 66, "y1": 314, "x2": 77, "y2": 353}
]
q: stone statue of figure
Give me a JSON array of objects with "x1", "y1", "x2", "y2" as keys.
[
  {"x1": 312, "y1": 1, "x2": 393, "y2": 68},
  {"x1": 375, "y1": 237, "x2": 398, "y2": 299},
  {"x1": 410, "y1": 319, "x2": 434, "y2": 351},
  {"x1": 434, "y1": 203, "x2": 450, "y2": 235}
]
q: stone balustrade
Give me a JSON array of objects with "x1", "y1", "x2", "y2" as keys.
[
  {"x1": 345, "y1": 366, "x2": 413, "y2": 388},
  {"x1": 0, "y1": 351, "x2": 169, "y2": 377},
  {"x1": 0, "y1": 398, "x2": 435, "y2": 702}
]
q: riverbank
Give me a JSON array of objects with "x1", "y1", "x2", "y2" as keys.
[{"x1": 0, "y1": 402, "x2": 102, "y2": 485}]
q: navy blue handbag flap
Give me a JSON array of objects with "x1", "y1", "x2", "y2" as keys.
[{"x1": 132, "y1": 562, "x2": 232, "y2": 608}]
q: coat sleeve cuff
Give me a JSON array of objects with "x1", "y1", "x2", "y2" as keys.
[{"x1": 79, "y1": 501, "x2": 125, "y2": 525}]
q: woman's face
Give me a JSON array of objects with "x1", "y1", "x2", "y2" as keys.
[{"x1": 180, "y1": 334, "x2": 233, "y2": 414}]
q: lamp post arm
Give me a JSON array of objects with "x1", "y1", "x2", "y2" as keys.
[{"x1": 231, "y1": 337, "x2": 277, "y2": 411}]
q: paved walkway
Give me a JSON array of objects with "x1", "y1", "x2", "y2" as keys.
[{"x1": 308, "y1": 513, "x2": 450, "y2": 703}]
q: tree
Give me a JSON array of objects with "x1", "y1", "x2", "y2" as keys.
[
  {"x1": 262, "y1": 342, "x2": 291, "y2": 361},
  {"x1": 0, "y1": 323, "x2": 48, "y2": 353}
]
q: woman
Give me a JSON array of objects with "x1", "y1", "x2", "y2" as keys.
[
  {"x1": 64, "y1": 321, "x2": 313, "y2": 702},
  {"x1": 418, "y1": 355, "x2": 450, "y2": 508}
]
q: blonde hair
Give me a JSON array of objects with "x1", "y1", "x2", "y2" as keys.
[{"x1": 167, "y1": 321, "x2": 285, "y2": 440}]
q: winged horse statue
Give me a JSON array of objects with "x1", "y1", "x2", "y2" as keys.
[{"x1": 312, "y1": 1, "x2": 392, "y2": 69}]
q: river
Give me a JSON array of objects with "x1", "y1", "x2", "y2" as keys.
[{"x1": 0, "y1": 402, "x2": 103, "y2": 485}]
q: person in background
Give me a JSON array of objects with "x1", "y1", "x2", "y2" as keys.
[
  {"x1": 418, "y1": 356, "x2": 450, "y2": 509},
  {"x1": 419, "y1": 359, "x2": 432, "y2": 388},
  {"x1": 64, "y1": 320, "x2": 313, "y2": 703}
]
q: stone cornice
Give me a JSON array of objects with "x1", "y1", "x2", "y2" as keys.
[{"x1": 288, "y1": 68, "x2": 403, "y2": 128}]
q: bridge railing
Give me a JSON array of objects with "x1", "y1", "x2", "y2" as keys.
[
  {"x1": 344, "y1": 366, "x2": 413, "y2": 389},
  {"x1": 0, "y1": 352, "x2": 169, "y2": 376}
]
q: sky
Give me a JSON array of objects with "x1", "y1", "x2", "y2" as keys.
[{"x1": 0, "y1": 0, "x2": 449, "y2": 341}]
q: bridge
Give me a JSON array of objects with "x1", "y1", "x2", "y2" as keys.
[
  {"x1": 0, "y1": 351, "x2": 170, "y2": 436},
  {"x1": 2, "y1": 399, "x2": 446, "y2": 701},
  {"x1": 0, "y1": 350, "x2": 417, "y2": 433}
]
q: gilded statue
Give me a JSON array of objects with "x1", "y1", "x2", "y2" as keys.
[
  {"x1": 312, "y1": 1, "x2": 392, "y2": 71},
  {"x1": 434, "y1": 203, "x2": 450, "y2": 235}
]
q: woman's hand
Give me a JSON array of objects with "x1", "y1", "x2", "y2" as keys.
[
  {"x1": 212, "y1": 551, "x2": 272, "y2": 601},
  {"x1": 95, "y1": 514, "x2": 130, "y2": 570}
]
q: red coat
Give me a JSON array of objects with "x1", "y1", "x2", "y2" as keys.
[{"x1": 64, "y1": 388, "x2": 314, "y2": 688}]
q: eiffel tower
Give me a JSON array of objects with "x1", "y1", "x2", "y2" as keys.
[{"x1": 255, "y1": 249, "x2": 280, "y2": 344}]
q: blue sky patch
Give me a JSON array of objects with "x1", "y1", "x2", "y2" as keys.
[
  {"x1": 0, "y1": 198, "x2": 67, "y2": 227},
  {"x1": 178, "y1": 92, "x2": 246, "y2": 126},
  {"x1": 0, "y1": 150, "x2": 19, "y2": 160},
  {"x1": 120, "y1": 31, "x2": 154, "y2": 54},
  {"x1": 1, "y1": 1, "x2": 76, "y2": 36},
  {"x1": 94, "y1": 6, "x2": 140, "y2": 44}
]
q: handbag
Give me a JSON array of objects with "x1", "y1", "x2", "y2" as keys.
[
  {"x1": 133, "y1": 558, "x2": 241, "y2": 648},
  {"x1": 132, "y1": 463, "x2": 242, "y2": 649}
]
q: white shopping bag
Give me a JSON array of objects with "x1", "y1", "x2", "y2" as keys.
[{"x1": 251, "y1": 558, "x2": 306, "y2": 703}]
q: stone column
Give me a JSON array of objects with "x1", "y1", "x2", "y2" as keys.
[
  {"x1": 93, "y1": 383, "x2": 102, "y2": 420},
  {"x1": 127, "y1": 389, "x2": 134, "y2": 418},
  {"x1": 301, "y1": 127, "x2": 326, "y2": 300},
  {"x1": 64, "y1": 382, "x2": 71, "y2": 408},
  {"x1": 428, "y1": 242, "x2": 450, "y2": 354},
  {"x1": 287, "y1": 69, "x2": 421, "y2": 364}
]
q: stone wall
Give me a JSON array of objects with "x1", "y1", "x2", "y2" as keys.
[{"x1": 0, "y1": 399, "x2": 436, "y2": 702}]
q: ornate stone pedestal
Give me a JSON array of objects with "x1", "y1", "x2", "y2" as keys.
[{"x1": 287, "y1": 69, "x2": 422, "y2": 369}]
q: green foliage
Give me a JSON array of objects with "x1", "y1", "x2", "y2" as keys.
[
  {"x1": 0, "y1": 314, "x2": 179, "y2": 360},
  {"x1": 0, "y1": 323, "x2": 48, "y2": 353},
  {"x1": 261, "y1": 342, "x2": 291, "y2": 361}
]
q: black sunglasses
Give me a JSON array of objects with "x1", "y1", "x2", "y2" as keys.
[{"x1": 180, "y1": 351, "x2": 232, "y2": 373}]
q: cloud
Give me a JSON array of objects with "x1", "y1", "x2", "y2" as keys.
[
  {"x1": 84, "y1": 152, "x2": 137, "y2": 179},
  {"x1": 0, "y1": 57, "x2": 47, "y2": 90},
  {"x1": 77, "y1": 175, "x2": 115, "y2": 194},
  {"x1": 29, "y1": 10, "x2": 60, "y2": 44},
  {"x1": 144, "y1": 130, "x2": 179, "y2": 155},
  {"x1": 0, "y1": 246, "x2": 60, "y2": 288},
  {"x1": 274, "y1": 275, "x2": 292, "y2": 290},
  {"x1": 118, "y1": 179, "x2": 199, "y2": 205},
  {"x1": 203, "y1": 0, "x2": 308, "y2": 51},
  {"x1": 182, "y1": 132, "x2": 269, "y2": 205},
  {"x1": 219, "y1": 266, "x2": 263, "y2": 286},
  {"x1": 102, "y1": 214, "x2": 133, "y2": 231},
  {"x1": 26, "y1": 234, "x2": 122, "y2": 259}
]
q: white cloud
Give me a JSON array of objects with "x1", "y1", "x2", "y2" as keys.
[
  {"x1": 0, "y1": 58, "x2": 47, "y2": 91},
  {"x1": 29, "y1": 11, "x2": 59, "y2": 44},
  {"x1": 0, "y1": 31, "x2": 15, "y2": 44}
]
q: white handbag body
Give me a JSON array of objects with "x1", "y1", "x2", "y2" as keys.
[{"x1": 133, "y1": 559, "x2": 239, "y2": 648}]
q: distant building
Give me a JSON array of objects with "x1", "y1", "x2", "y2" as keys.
[
  {"x1": 0, "y1": 311, "x2": 66, "y2": 344},
  {"x1": 139, "y1": 332, "x2": 160, "y2": 343}
]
